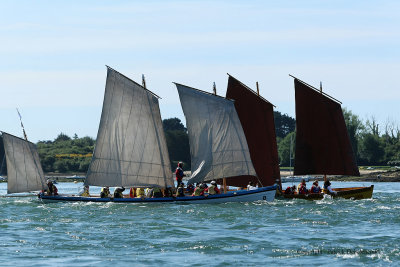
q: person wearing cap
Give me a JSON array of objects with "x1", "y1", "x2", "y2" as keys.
[
  {"x1": 46, "y1": 179, "x2": 58, "y2": 196},
  {"x1": 175, "y1": 162, "x2": 185, "y2": 188},
  {"x1": 310, "y1": 180, "x2": 321, "y2": 193},
  {"x1": 113, "y1": 187, "x2": 125, "y2": 198},
  {"x1": 323, "y1": 180, "x2": 337, "y2": 195},
  {"x1": 79, "y1": 185, "x2": 90, "y2": 197},
  {"x1": 207, "y1": 181, "x2": 220, "y2": 195}
]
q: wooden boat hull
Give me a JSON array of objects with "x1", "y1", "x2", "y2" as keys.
[
  {"x1": 38, "y1": 185, "x2": 277, "y2": 204},
  {"x1": 276, "y1": 185, "x2": 374, "y2": 200}
]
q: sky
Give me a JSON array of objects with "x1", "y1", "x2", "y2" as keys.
[{"x1": 0, "y1": 0, "x2": 399, "y2": 142}]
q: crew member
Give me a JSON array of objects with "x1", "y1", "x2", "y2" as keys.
[
  {"x1": 79, "y1": 185, "x2": 90, "y2": 197},
  {"x1": 297, "y1": 179, "x2": 308, "y2": 194},
  {"x1": 324, "y1": 180, "x2": 337, "y2": 195},
  {"x1": 310, "y1": 180, "x2": 321, "y2": 193},
  {"x1": 207, "y1": 181, "x2": 220, "y2": 195},
  {"x1": 175, "y1": 162, "x2": 185, "y2": 188},
  {"x1": 46, "y1": 180, "x2": 58, "y2": 196},
  {"x1": 192, "y1": 183, "x2": 206, "y2": 196},
  {"x1": 100, "y1": 187, "x2": 111, "y2": 198},
  {"x1": 114, "y1": 187, "x2": 125, "y2": 198},
  {"x1": 176, "y1": 183, "x2": 185, "y2": 197}
]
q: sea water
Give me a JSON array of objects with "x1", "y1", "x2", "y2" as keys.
[{"x1": 0, "y1": 181, "x2": 399, "y2": 266}]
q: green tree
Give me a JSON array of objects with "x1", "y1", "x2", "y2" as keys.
[
  {"x1": 358, "y1": 133, "x2": 385, "y2": 165},
  {"x1": 343, "y1": 108, "x2": 364, "y2": 162},
  {"x1": 162, "y1": 118, "x2": 190, "y2": 170},
  {"x1": 274, "y1": 111, "x2": 296, "y2": 138},
  {"x1": 278, "y1": 131, "x2": 295, "y2": 167}
]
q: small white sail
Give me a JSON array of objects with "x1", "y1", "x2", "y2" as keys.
[
  {"x1": 175, "y1": 83, "x2": 256, "y2": 185},
  {"x1": 2, "y1": 132, "x2": 47, "y2": 194},
  {"x1": 85, "y1": 67, "x2": 173, "y2": 188}
]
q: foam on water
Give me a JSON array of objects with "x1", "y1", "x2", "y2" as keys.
[{"x1": 0, "y1": 182, "x2": 399, "y2": 266}]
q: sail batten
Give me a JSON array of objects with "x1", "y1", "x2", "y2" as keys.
[
  {"x1": 225, "y1": 75, "x2": 281, "y2": 187},
  {"x1": 293, "y1": 78, "x2": 360, "y2": 176},
  {"x1": 176, "y1": 83, "x2": 256, "y2": 185},
  {"x1": 2, "y1": 132, "x2": 47, "y2": 194},
  {"x1": 85, "y1": 67, "x2": 173, "y2": 188}
]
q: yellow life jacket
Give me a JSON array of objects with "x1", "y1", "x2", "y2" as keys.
[
  {"x1": 208, "y1": 185, "x2": 217, "y2": 195},
  {"x1": 194, "y1": 187, "x2": 203, "y2": 196},
  {"x1": 136, "y1": 188, "x2": 145, "y2": 197},
  {"x1": 81, "y1": 189, "x2": 90, "y2": 197}
]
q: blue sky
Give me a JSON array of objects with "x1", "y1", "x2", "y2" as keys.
[{"x1": 1, "y1": 0, "x2": 399, "y2": 142}]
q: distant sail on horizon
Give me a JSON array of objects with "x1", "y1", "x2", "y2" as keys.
[
  {"x1": 293, "y1": 78, "x2": 360, "y2": 176},
  {"x1": 85, "y1": 67, "x2": 174, "y2": 188},
  {"x1": 2, "y1": 132, "x2": 47, "y2": 194},
  {"x1": 225, "y1": 75, "x2": 281, "y2": 187},
  {"x1": 175, "y1": 83, "x2": 257, "y2": 185}
]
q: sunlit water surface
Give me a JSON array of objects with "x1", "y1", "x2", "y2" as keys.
[{"x1": 1, "y1": 181, "x2": 399, "y2": 266}]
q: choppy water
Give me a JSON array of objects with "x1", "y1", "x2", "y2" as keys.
[{"x1": 1, "y1": 181, "x2": 399, "y2": 266}]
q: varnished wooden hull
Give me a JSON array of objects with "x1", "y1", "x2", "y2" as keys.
[{"x1": 276, "y1": 185, "x2": 374, "y2": 201}]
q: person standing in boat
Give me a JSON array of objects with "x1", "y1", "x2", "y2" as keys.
[
  {"x1": 175, "y1": 162, "x2": 185, "y2": 188},
  {"x1": 297, "y1": 179, "x2": 308, "y2": 194},
  {"x1": 100, "y1": 187, "x2": 111, "y2": 198},
  {"x1": 114, "y1": 187, "x2": 125, "y2": 198},
  {"x1": 323, "y1": 180, "x2": 337, "y2": 195},
  {"x1": 310, "y1": 181, "x2": 321, "y2": 193},
  {"x1": 207, "y1": 181, "x2": 220, "y2": 195}
]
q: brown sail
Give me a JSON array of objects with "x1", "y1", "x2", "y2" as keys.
[
  {"x1": 293, "y1": 78, "x2": 360, "y2": 176},
  {"x1": 224, "y1": 75, "x2": 281, "y2": 188}
]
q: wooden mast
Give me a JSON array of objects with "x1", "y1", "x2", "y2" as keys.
[{"x1": 16, "y1": 108, "x2": 28, "y2": 141}]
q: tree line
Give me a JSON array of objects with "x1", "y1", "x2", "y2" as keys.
[{"x1": 0, "y1": 110, "x2": 399, "y2": 175}]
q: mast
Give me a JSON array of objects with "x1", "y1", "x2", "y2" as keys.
[{"x1": 320, "y1": 81, "x2": 327, "y2": 183}]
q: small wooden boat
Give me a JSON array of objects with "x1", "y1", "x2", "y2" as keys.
[
  {"x1": 282, "y1": 76, "x2": 374, "y2": 200},
  {"x1": 276, "y1": 185, "x2": 374, "y2": 200}
]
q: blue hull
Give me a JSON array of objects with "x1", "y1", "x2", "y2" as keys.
[{"x1": 39, "y1": 185, "x2": 277, "y2": 203}]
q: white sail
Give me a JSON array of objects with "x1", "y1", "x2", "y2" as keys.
[
  {"x1": 175, "y1": 83, "x2": 256, "y2": 185},
  {"x1": 2, "y1": 132, "x2": 47, "y2": 194},
  {"x1": 85, "y1": 67, "x2": 173, "y2": 188}
]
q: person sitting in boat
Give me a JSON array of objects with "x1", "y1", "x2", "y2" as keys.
[
  {"x1": 284, "y1": 185, "x2": 296, "y2": 195},
  {"x1": 310, "y1": 180, "x2": 321, "y2": 193},
  {"x1": 247, "y1": 181, "x2": 258, "y2": 191},
  {"x1": 323, "y1": 180, "x2": 337, "y2": 195},
  {"x1": 150, "y1": 187, "x2": 163, "y2": 198},
  {"x1": 175, "y1": 162, "x2": 185, "y2": 188},
  {"x1": 192, "y1": 183, "x2": 206, "y2": 196},
  {"x1": 100, "y1": 187, "x2": 111, "y2": 198},
  {"x1": 46, "y1": 180, "x2": 58, "y2": 196},
  {"x1": 79, "y1": 185, "x2": 90, "y2": 197},
  {"x1": 176, "y1": 183, "x2": 185, "y2": 197},
  {"x1": 207, "y1": 181, "x2": 220, "y2": 195},
  {"x1": 297, "y1": 179, "x2": 308, "y2": 194},
  {"x1": 114, "y1": 187, "x2": 125, "y2": 198},
  {"x1": 129, "y1": 187, "x2": 136, "y2": 198},
  {"x1": 136, "y1": 187, "x2": 145, "y2": 198},
  {"x1": 186, "y1": 183, "x2": 195, "y2": 194},
  {"x1": 163, "y1": 186, "x2": 173, "y2": 197}
]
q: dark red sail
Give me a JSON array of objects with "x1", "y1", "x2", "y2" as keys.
[
  {"x1": 224, "y1": 75, "x2": 281, "y2": 187},
  {"x1": 294, "y1": 78, "x2": 360, "y2": 176}
]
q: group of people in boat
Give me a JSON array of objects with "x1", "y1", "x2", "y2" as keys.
[
  {"x1": 42, "y1": 179, "x2": 59, "y2": 196},
  {"x1": 284, "y1": 179, "x2": 337, "y2": 195}
]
